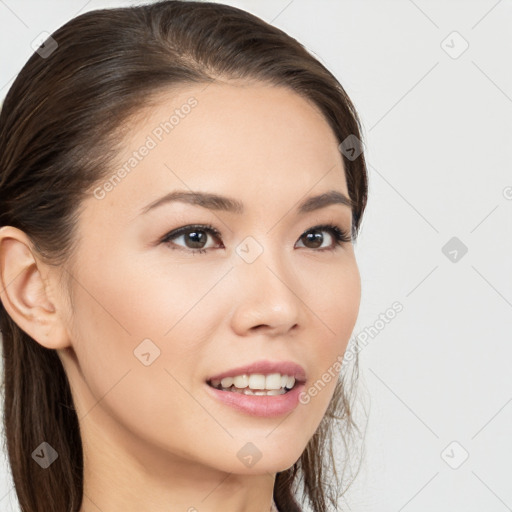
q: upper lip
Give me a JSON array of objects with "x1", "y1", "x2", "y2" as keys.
[{"x1": 207, "y1": 360, "x2": 306, "y2": 383}]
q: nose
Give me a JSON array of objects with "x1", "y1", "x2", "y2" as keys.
[{"x1": 229, "y1": 245, "x2": 302, "y2": 337}]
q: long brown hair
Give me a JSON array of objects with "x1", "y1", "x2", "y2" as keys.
[{"x1": 0, "y1": 1, "x2": 368, "y2": 510}]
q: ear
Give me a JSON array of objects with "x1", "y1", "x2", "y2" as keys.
[{"x1": 0, "y1": 226, "x2": 71, "y2": 350}]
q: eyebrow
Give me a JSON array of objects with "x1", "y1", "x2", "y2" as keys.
[{"x1": 139, "y1": 189, "x2": 353, "y2": 216}]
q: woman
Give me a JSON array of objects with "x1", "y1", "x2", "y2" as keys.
[{"x1": 0, "y1": 1, "x2": 368, "y2": 511}]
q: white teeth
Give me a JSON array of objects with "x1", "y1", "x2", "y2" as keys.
[
  {"x1": 230, "y1": 387, "x2": 286, "y2": 396},
  {"x1": 209, "y1": 372, "x2": 298, "y2": 391},
  {"x1": 265, "y1": 373, "x2": 283, "y2": 390},
  {"x1": 266, "y1": 388, "x2": 286, "y2": 395},
  {"x1": 220, "y1": 376, "x2": 234, "y2": 388},
  {"x1": 233, "y1": 375, "x2": 249, "y2": 388},
  {"x1": 248, "y1": 374, "x2": 266, "y2": 389}
]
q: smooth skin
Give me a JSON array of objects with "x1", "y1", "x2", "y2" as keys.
[{"x1": 0, "y1": 80, "x2": 361, "y2": 512}]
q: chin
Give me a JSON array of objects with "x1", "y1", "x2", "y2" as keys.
[{"x1": 223, "y1": 444, "x2": 305, "y2": 475}]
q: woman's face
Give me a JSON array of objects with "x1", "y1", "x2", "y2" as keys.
[{"x1": 57, "y1": 80, "x2": 361, "y2": 477}]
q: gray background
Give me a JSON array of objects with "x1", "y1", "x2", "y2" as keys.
[{"x1": 1, "y1": 1, "x2": 511, "y2": 510}]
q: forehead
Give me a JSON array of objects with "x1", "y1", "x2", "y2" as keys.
[{"x1": 85, "y1": 80, "x2": 349, "y2": 221}]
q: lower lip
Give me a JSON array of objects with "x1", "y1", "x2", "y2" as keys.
[{"x1": 205, "y1": 382, "x2": 305, "y2": 418}]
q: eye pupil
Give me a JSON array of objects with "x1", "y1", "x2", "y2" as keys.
[
  {"x1": 303, "y1": 231, "x2": 323, "y2": 248},
  {"x1": 186, "y1": 230, "x2": 207, "y2": 248}
]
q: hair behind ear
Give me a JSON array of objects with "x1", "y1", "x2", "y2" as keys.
[{"x1": 1, "y1": 310, "x2": 83, "y2": 511}]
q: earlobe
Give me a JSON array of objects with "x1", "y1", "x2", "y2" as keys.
[{"x1": 0, "y1": 226, "x2": 71, "y2": 350}]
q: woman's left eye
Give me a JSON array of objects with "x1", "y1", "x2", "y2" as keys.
[
  {"x1": 296, "y1": 224, "x2": 352, "y2": 250},
  {"x1": 159, "y1": 223, "x2": 351, "y2": 255}
]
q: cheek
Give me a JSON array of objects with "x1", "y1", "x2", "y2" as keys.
[
  {"x1": 297, "y1": 258, "x2": 360, "y2": 416},
  {"x1": 71, "y1": 250, "x2": 221, "y2": 342},
  {"x1": 65, "y1": 263, "x2": 216, "y2": 457},
  {"x1": 304, "y1": 255, "x2": 361, "y2": 352},
  {"x1": 67, "y1": 252, "x2": 228, "y2": 398}
]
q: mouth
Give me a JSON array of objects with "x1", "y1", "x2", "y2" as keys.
[{"x1": 204, "y1": 361, "x2": 307, "y2": 417}]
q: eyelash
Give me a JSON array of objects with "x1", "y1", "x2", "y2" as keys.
[{"x1": 159, "y1": 222, "x2": 352, "y2": 255}]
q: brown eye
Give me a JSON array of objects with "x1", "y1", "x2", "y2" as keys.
[
  {"x1": 160, "y1": 224, "x2": 223, "y2": 254},
  {"x1": 300, "y1": 230, "x2": 325, "y2": 249},
  {"x1": 295, "y1": 224, "x2": 351, "y2": 251},
  {"x1": 179, "y1": 229, "x2": 208, "y2": 249}
]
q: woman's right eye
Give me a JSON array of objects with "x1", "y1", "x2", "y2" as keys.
[{"x1": 160, "y1": 224, "x2": 223, "y2": 254}]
